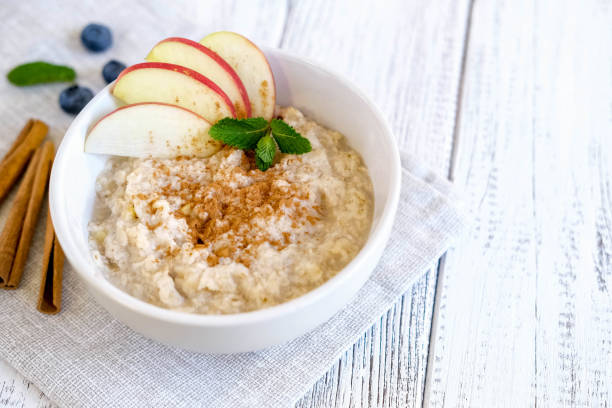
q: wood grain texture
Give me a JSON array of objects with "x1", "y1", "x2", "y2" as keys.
[
  {"x1": 296, "y1": 270, "x2": 438, "y2": 408},
  {"x1": 0, "y1": 360, "x2": 54, "y2": 408},
  {"x1": 425, "y1": 0, "x2": 612, "y2": 405}
]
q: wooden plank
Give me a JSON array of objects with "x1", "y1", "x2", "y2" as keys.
[
  {"x1": 425, "y1": 0, "x2": 612, "y2": 405},
  {"x1": 296, "y1": 271, "x2": 438, "y2": 408},
  {"x1": 0, "y1": 359, "x2": 55, "y2": 408},
  {"x1": 531, "y1": 1, "x2": 612, "y2": 405},
  {"x1": 425, "y1": 0, "x2": 540, "y2": 403},
  {"x1": 282, "y1": 0, "x2": 472, "y2": 406}
]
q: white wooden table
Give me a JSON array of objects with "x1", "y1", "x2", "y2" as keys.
[{"x1": 2, "y1": 0, "x2": 612, "y2": 406}]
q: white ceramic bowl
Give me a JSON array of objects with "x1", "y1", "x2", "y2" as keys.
[{"x1": 50, "y1": 48, "x2": 401, "y2": 353}]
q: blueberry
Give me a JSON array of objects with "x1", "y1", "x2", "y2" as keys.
[
  {"x1": 81, "y1": 23, "x2": 112, "y2": 52},
  {"x1": 59, "y1": 85, "x2": 94, "y2": 114},
  {"x1": 102, "y1": 60, "x2": 126, "y2": 83}
]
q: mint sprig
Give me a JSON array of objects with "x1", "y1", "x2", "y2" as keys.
[
  {"x1": 270, "y1": 119, "x2": 312, "y2": 154},
  {"x1": 208, "y1": 117, "x2": 268, "y2": 150},
  {"x1": 7, "y1": 61, "x2": 76, "y2": 86},
  {"x1": 209, "y1": 117, "x2": 311, "y2": 171}
]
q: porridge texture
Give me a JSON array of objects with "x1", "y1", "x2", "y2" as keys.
[{"x1": 89, "y1": 107, "x2": 374, "y2": 314}]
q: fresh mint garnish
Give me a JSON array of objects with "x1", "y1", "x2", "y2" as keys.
[
  {"x1": 255, "y1": 155, "x2": 272, "y2": 172},
  {"x1": 209, "y1": 116, "x2": 311, "y2": 171},
  {"x1": 256, "y1": 134, "x2": 276, "y2": 164},
  {"x1": 270, "y1": 119, "x2": 312, "y2": 154},
  {"x1": 7, "y1": 61, "x2": 76, "y2": 86},
  {"x1": 209, "y1": 117, "x2": 268, "y2": 150}
]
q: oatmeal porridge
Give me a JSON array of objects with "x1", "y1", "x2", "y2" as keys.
[{"x1": 89, "y1": 107, "x2": 373, "y2": 314}]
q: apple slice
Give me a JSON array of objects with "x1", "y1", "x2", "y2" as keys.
[
  {"x1": 146, "y1": 37, "x2": 251, "y2": 119},
  {"x1": 85, "y1": 103, "x2": 221, "y2": 158},
  {"x1": 112, "y1": 62, "x2": 236, "y2": 123},
  {"x1": 200, "y1": 31, "x2": 275, "y2": 121}
]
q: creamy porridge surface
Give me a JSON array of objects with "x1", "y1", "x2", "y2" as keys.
[{"x1": 89, "y1": 107, "x2": 374, "y2": 314}]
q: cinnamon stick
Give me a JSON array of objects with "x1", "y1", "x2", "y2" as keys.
[
  {"x1": 5, "y1": 141, "x2": 55, "y2": 289},
  {"x1": 0, "y1": 119, "x2": 47, "y2": 204},
  {"x1": 0, "y1": 146, "x2": 43, "y2": 287},
  {"x1": 2, "y1": 119, "x2": 34, "y2": 161},
  {"x1": 37, "y1": 206, "x2": 64, "y2": 314}
]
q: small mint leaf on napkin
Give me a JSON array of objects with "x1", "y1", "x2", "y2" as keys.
[
  {"x1": 208, "y1": 116, "x2": 311, "y2": 171},
  {"x1": 7, "y1": 61, "x2": 76, "y2": 86},
  {"x1": 270, "y1": 119, "x2": 311, "y2": 154},
  {"x1": 209, "y1": 117, "x2": 269, "y2": 150}
]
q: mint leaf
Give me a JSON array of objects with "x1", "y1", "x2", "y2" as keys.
[
  {"x1": 270, "y1": 119, "x2": 311, "y2": 154},
  {"x1": 256, "y1": 155, "x2": 271, "y2": 171},
  {"x1": 209, "y1": 117, "x2": 269, "y2": 150},
  {"x1": 7, "y1": 61, "x2": 76, "y2": 86},
  {"x1": 255, "y1": 133, "x2": 276, "y2": 163},
  {"x1": 255, "y1": 134, "x2": 276, "y2": 171},
  {"x1": 208, "y1": 117, "x2": 311, "y2": 171}
]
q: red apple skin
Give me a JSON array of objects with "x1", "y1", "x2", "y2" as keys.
[
  {"x1": 201, "y1": 31, "x2": 276, "y2": 120},
  {"x1": 152, "y1": 37, "x2": 251, "y2": 118},
  {"x1": 112, "y1": 62, "x2": 237, "y2": 119}
]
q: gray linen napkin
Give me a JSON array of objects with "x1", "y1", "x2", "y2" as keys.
[{"x1": 0, "y1": 151, "x2": 465, "y2": 408}]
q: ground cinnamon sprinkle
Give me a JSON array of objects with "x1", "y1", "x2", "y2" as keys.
[{"x1": 142, "y1": 148, "x2": 322, "y2": 267}]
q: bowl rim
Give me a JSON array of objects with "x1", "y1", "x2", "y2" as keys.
[{"x1": 50, "y1": 47, "x2": 402, "y2": 327}]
